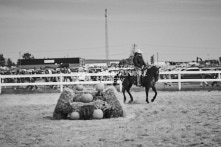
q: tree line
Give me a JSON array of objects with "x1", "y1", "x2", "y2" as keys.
[
  {"x1": 1, "y1": 52, "x2": 155, "y2": 68},
  {"x1": 0, "y1": 52, "x2": 35, "y2": 67}
]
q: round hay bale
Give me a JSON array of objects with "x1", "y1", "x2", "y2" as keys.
[
  {"x1": 93, "y1": 109, "x2": 103, "y2": 119},
  {"x1": 53, "y1": 88, "x2": 75, "y2": 120},
  {"x1": 76, "y1": 84, "x2": 84, "y2": 91},
  {"x1": 70, "y1": 111, "x2": 80, "y2": 120},
  {"x1": 80, "y1": 93, "x2": 93, "y2": 103},
  {"x1": 95, "y1": 83, "x2": 104, "y2": 91}
]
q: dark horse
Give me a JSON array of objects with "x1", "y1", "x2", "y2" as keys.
[{"x1": 114, "y1": 66, "x2": 160, "y2": 103}]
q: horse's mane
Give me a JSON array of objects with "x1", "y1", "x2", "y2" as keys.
[{"x1": 145, "y1": 66, "x2": 159, "y2": 81}]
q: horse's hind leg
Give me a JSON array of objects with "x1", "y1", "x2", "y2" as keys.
[
  {"x1": 151, "y1": 86, "x2": 157, "y2": 102},
  {"x1": 127, "y1": 89, "x2": 133, "y2": 103},
  {"x1": 145, "y1": 87, "x2": 150, "y2": 103}
]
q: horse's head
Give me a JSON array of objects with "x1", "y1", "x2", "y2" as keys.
[{"x1": 152, "y1": 66, "x2": 160, "y2": 81}]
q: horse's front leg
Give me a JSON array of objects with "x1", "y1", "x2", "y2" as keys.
[
  {"x1": 145, "y1": 87, "x2": 150, "y2": 103},
  {"x1": 151, "y1": 86, "x2": 157, "y2": 102},
  {"x1": 122, "y1": 88, "x2": 127, "y2": 103}
]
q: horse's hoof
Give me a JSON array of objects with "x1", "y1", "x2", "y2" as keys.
[
  {"x1": 151, "y1": 98, "x2": 156, "y2": 102},
  {"x1": 128, "y1": 100, "x2": 133, "y2": 104},
  {"x1": 146, "y1": 101, "x2": 149, "y2": 104}
]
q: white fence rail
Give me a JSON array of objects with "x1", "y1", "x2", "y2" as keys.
[
  {"x1": 158, "y1": 70, "x2": 221, "y2": 90},
  {"x1": 0, "y1": 70, "x2": 221, "y2": 94},
  {"x1": 0, "y1": 73, "x2": 122, "y2": 94}
]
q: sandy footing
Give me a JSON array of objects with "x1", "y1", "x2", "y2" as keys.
[{"x1": 0, "y1": 90, "x2": 220, "y2": 147}]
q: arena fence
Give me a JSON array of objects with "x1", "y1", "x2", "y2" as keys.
[
  {"x1": 159, "y1": 70, "x2": 221, "y2": 90},
  {"x1": 0, "y1": 70, "x2": 221, "y2": 94},
  {"x1": 0, "y1": 73, "x2": 122, "y2": 94}
]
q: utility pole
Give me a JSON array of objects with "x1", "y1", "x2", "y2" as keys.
[
  {"x1": 128, "y1": 44, "x2": 137, "y2": 65},
  {"x1": 131, "y1": 43, "x2": 137, "y2": 55},
  {"x1": 19, "y1": 52, "x2": 21, "y2": 69},
  {"x1": 156, "y1": 52, "x2": 158, "y2": 65},
  {"x1": 105, "y1": 9, "x2": 109, "y2": 61}
]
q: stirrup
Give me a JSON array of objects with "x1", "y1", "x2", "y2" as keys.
[{"x1": 136, "y1": 83, "x2": 142, "y2": 87}]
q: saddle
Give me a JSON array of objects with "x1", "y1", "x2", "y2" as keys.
[{"x1": 136, "y1": 65, "x2": 150, "y2": 87}]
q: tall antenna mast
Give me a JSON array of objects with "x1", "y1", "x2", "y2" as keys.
[
  {"x1": 131, "y1": 43, "x2": 137, "y2": 55},
  {"x1": 105, "y1": 9, "x2": 109, "y2": 60}
]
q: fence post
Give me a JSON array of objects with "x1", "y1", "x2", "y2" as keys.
[
  {"x1": 178, "y1": 72, "x2": 181, "y2": 91},
  {"x1": 60, "y1": 75, "x2": 63, "y2": 93},
  {"x1": 0, "y1": 75, "x2": 2, "y2": 94},
  {"x1": 119, "y1": 81, "x2": 122, "y2": 92}
]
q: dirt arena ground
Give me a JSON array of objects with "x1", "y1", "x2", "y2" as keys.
[{"x1": 0, "y1": 90, "x2": 220, "y2": 147}]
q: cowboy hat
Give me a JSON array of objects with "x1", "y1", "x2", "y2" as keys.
[{"x1": 136, "y1": 49, "x2": 142, "y2": 53}]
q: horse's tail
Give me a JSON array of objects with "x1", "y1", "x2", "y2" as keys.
[
  {"x1": 113, "y1": 73, "x2": 121, "y2": 86},
  {"x1": 127, "y1": 72, "x2": 131, "y2": 78}
]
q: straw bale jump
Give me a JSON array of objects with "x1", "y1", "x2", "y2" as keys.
[{"x1": 53, "y1": 84, "x2": 125, "y2": 120}]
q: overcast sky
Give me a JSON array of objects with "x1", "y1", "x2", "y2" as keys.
[{"x1": 1, "y1": 0, "x2": 221, "y2": 62}]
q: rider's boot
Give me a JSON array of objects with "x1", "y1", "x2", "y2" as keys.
[{"x1": 137, "y1": 75, "x2": 141, "y2": 87}]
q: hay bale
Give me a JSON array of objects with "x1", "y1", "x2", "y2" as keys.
[
  {"x1": 95, "y1": 99, "x2": 112, "y2": 112},
  {"x1": 70, "y1": 102, "x2": 85, "y2": 112},
  {"x1": 53, "y1": 87, "x2": 124, "y2": 120},
  {"x1": 71, "y1": 99, "x2": 110, "y2": 111},
  {"x1": 103, "y1": 86, "x2": 124, "y2": 118},
  {"x1": 93, "y1": 99, "x2": 113, "y2": 118},
  {"x1": 72, "y1": 93, "x2": 82, "y2": 102},
  {"x1": 70, "y1": 102, "x2": 95, "y2": 120},
  {"x1": 93, "y1": 91, "x2": 106, "y2": 101},
  {"x1": 53, "y1": 88, "x2": 75, "y2": 120},
  {"x1": 73, "y1": 90, "x2": 97, "y2": 102}
]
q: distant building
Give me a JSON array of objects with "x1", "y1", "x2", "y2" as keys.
[
  {"x1": 85, "y1": 59, "x2": 120, "y2": 67},
  {"x1": 18, "y1": 57, "x2": 85, "y2": 69}
]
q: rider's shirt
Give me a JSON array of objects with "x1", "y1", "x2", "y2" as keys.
[{"x1": 133, "y1": 53, "x2": 146, "y2": 69}]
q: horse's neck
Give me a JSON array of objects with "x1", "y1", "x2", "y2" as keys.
[
  {"x1": 145, "y1": 67, "x2": 159, "y2": 81},
  {"x1": 144, "y1": 68, "x2": 153, "y2": 77},
  {"x1": 143, "y1": 66, "x2": 150, "y2": 76}
]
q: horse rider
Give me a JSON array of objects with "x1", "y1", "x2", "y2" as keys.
[{"x1": 133, "y1": 49, "x2": 146, "y2": 86}]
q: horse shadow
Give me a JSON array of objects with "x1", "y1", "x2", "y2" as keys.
[{"x1": 43, "y1": 116, "x2": 53, "y2": 120}]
